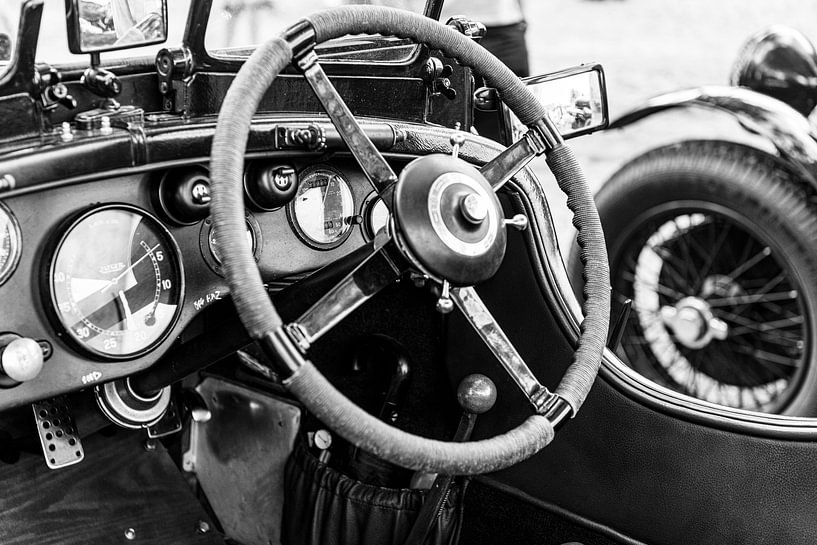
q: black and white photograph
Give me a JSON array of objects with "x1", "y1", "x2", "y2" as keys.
[{"x1": 0, "y1": 0, "x2": 815, "y2": 543}]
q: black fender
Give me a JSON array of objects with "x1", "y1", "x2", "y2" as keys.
[{"x1": 611, "y1": 85, "x2": 817, "y2": 190}]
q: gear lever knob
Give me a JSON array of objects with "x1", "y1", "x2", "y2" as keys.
[{"x1": 456, "y1": 374, "x2": 497, "y2": 415}]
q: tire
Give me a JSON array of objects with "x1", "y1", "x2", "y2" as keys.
[{"x1": 590, "y1": 140, "x2": 817, "y2": 416}]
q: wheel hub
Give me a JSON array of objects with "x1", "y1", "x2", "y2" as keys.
[
  {"x1": 392, "y1": 154, "x2": 506, "y2": 285},
  {"x1": 660, "y1": 296, "x2": 728, "y2": 349}
]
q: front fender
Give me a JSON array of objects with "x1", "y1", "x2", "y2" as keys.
[{"x1": 611, "y1": 86, "x2": 817, "y2": 188}]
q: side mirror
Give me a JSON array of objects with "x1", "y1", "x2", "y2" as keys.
[
  {"x1": 65, "y1": 0, "x2": 168, "y2": 54},
  {"x1": 500, "y1": 63, "x2": 609, "y2": 144}
]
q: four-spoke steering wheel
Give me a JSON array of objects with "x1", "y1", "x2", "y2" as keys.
[{"x1": 210, "y1": 6, "x2": 609, "y2": 474}]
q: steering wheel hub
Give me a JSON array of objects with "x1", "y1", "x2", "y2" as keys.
[{"x1": 393, "y1": 154, "x2": 506, "y2": 285}]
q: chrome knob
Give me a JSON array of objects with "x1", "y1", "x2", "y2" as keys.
[
  {"x1": 504, "y1": 214, "x2": 528, "y2": 231},
  {"x1": 456, "y1": 374, "x2": 497, "y2": 415},
  {"x1": 450, "y1": 132, "x2": 466, "y2": 159},
  {"x1": 1, "y1": 337, "x2": 44, "y2": 382},
  {"x1": 460, "y1": 193, "x2": 489, "y2": 224}
]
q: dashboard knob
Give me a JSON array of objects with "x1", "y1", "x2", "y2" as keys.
[
  {"x1": 244, "y1": 162, "x2": 298, "y2": 211},
  {"x1": 1, "y1": 337, "x2": 44, "y2": 382},
  {"x1": 157, "y1": 167, "x2": 212, "y2": 225}
]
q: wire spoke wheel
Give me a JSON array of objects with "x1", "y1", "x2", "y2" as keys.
[
  {"x1": 621, "y1": 209, "x2": 806, "y2": 413},
  {"x1": 584, "y1": 141, "x2": 817, "y2": 415}
]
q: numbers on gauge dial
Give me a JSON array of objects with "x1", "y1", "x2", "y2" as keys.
[{"x1": 50, "y1": 207, "x2": 183, "y2": 359}]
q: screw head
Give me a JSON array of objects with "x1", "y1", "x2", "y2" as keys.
[
  {"x1": 197, "y1": 520, "x2": 211, "y2": 534},
  {"x1": 124, "y1": 528, "x2": 136, "y2": 540},
  {"x1": 435, "y1": 297, "x2": 454, "y2": 314}
]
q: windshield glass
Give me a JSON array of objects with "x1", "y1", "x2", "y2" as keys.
[
  {"x1": 0, "y1": 1, "x2": 429, "y2": 68},
  {"x1": 206, "y1": 0, "x2": 428, "y2": 63}
]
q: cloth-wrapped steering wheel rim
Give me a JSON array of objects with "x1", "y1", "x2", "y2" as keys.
[{"x1": 209, "y1": 6, "x2": 610, "y2": 475}]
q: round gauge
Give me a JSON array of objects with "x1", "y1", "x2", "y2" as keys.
[
  {"x1": 362, "y1": 191, "x2": 391, "y2": 241},
  {"x1": 288, "y1": 166, "x2": 355, "y2": 249},
  {"x1": 49, "y1": 205, "x2": 183, "y2": 360},
  {"x1": 0, "y1": 202, "x2": 21, "y2": 286},
  {"x1": 208, "y1": 223, "x2": 255, "y2": 264},
  {"x1": 199, "y1": 213, "x2": 262, "y2": 276}
]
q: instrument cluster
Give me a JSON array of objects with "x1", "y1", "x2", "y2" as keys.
[{"x1": 0, "y1": 158, "x2": 395, "y2": 408}]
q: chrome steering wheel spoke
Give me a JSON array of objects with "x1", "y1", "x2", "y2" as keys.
[
  {"x1": 298, "y1": 51, "x2": 398, "y2": 204},
  {"x1": 286, "y1": 234, "x2": 405, "y2": 352},
  {"x1": 481, "y1": 122, "x2": 557, "y2": 191},
  {"x1": 450, "y1": 286, "x2": 559, "y2": 414}
]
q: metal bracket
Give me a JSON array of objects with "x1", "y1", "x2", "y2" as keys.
[
  {"x1": 147, "y1": 397, "x2": 183, "y2": 439},
  {"x1": 285, "y1": 19, "x2": 318, "y2": 69},
  {"x1": 445, "y1": 16, "x2": 487, "y2": 41},
  {"x1": 272, "y1": 124, "x2": 326, "y2": 151},
  {"x1": 155, "y1": 46, "x2": 194, "y2": 113}
]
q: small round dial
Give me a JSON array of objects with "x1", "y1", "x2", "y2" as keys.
[
  {"x1": 362, "y1": 191, "x2": 390, "y2": 241},
  {"x1": 288, "y1": 166, "x2": 355, "y2": 249},
  {"x1": 0, "y1": 202, "x2": 21, "y2": 286},
  {"x1": 49, "y1": 206, "x2": 183, "y2": 359}
]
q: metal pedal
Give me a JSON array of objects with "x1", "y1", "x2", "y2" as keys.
[{"x1": 32, "y1": 396, "x2": 84, "y2": 469}]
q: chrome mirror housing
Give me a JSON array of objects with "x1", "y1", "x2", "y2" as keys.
[{"x1": 500, "y1": 63, "x2": 609, "y2": 143}]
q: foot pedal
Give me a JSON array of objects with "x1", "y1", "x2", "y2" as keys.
[{"x1": 32, "y1": 396, "x2": 84, "y2": 469}]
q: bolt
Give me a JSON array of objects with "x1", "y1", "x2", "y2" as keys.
[
  {"x1": 60, "y1": 122, "x2": 74, "y2": 142},
  {"x1": 99, "y1": 117, "x2": 112, "y2": 136},
  {"x1": 460, "y1": 193, "x2": 488, "y2": 224},
  {"x1": 410, "y1": 273, "x2": 428, "y2": 288},
  {"x1": 197, "y1": 520, "x2": 210, "y2": 534},
  {"x1": 435, "y1": 297, "x2": 454, "y2": 314},
  {"x1": 143, "y1": 439, "x2": 157, "y2": 452},
  {"x1": 124, "y1": 528, "x2": 136, "y2": 540}
]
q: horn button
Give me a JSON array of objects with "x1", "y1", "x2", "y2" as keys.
[{"x1": 393, "y1": 154, "x2": 507, "y2": 286}]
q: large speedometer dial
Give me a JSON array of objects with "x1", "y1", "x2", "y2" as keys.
[
  {"x1": 49, "y1": 205, "x2": 183, "y2": 360},
  {"x1": 288, "y1": 166, "x2": 355, "y2": 250}
]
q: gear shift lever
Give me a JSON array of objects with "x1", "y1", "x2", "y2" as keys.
[{"x1": 405, "y1": 374, "x2": 497, "y2": 545}]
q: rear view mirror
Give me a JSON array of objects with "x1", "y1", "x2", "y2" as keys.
[
  {"x1": 65, "y1": 0, "x2": 168, "y2": 54},
  {"x1": 501, "y1": 63, "x2": 609, "y2": 143}
]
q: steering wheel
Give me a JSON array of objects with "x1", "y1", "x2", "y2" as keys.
[{"x1": 209, "y1": 6, "x2": 609, "y2": 475}]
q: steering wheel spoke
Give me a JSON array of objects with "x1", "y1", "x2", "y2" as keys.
[
  {"x1": 450, "y1": 286, "x2": 558, "y2": 413},
  {"x1": 298, "y1": 51, "x2": 398, "y2": 202},
  {"x1": 481, "y1": 123, "x2": 557, "y2": 191},
  {"x1": 286, "y1": 235, "x2": 405, "y2": 352}
]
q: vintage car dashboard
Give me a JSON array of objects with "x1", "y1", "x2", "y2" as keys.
[
  {"x1": 0, "y1": 0, "x2": 478, "y2": 412},
  {"x1": 0, "y1": 116, "x2": 424, "y2": 412}
]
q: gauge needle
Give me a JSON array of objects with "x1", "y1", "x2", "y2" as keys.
[
  {"x1": 118, "y1": 290, "x2": 134, "y2": 330},
  {"x1": 100, "y1": 243, "x2": 160, "y2": 293}
]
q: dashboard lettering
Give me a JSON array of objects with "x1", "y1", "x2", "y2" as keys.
[
  {"x1": 81, "y1": 371, "x2": 102, "y2": 385},
  {"x1": 99, "y1": 262, "x2": 126, "y2": 274},
  {"x1": 193, "y1": 290, "x2": 222, "y2": 311}
]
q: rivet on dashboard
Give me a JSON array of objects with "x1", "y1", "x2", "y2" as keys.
[{"x1": 0, "y1": 174, "x2": 15, "y2": 191}]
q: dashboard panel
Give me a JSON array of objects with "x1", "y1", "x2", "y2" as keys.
[{"x1": 0, "y1": 155, "x2": 398, "y2": 410}]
